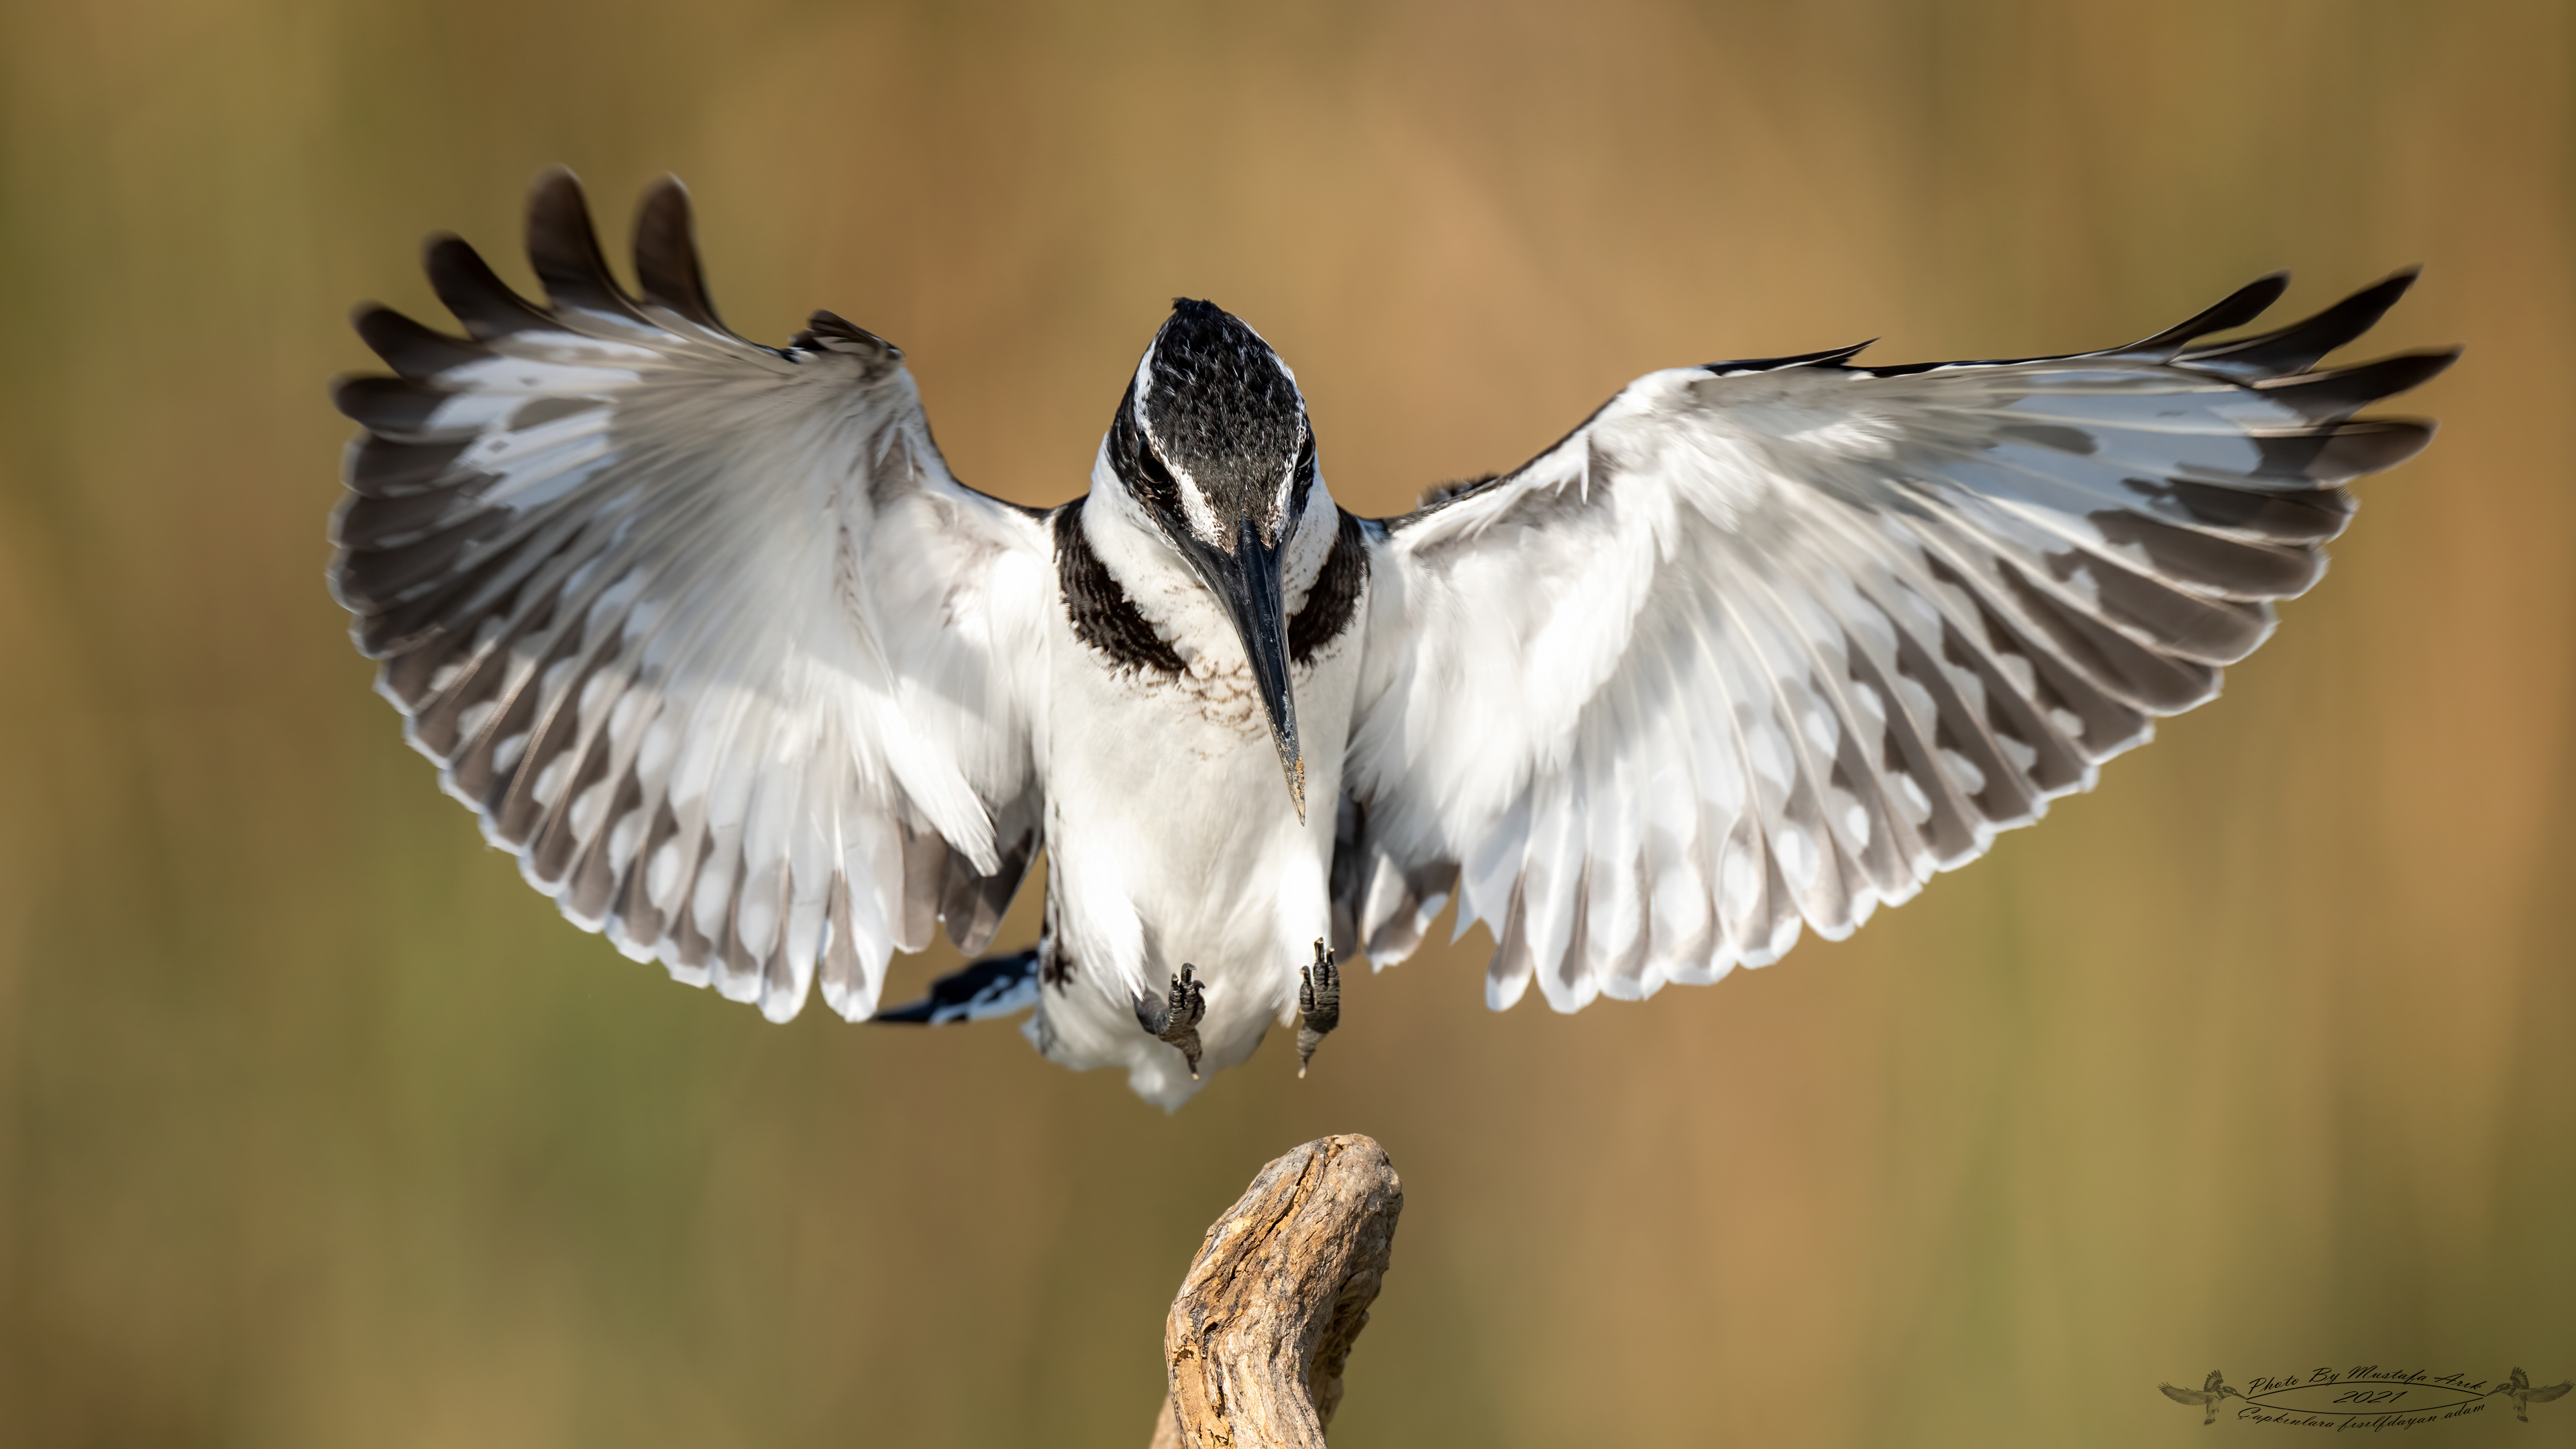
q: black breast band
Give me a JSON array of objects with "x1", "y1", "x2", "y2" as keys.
[{"x1": 1052, "y1": 504, "x2": 1370, "y2": 673}]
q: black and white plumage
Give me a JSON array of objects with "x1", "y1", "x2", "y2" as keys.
[{"x1": 330, "y1": 170, "x2": 2452, "y2": 1108}]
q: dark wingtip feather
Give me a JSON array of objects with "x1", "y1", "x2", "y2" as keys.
[
  {"x1": 352, "y1": 303, "x2": 486, "y2": 379},
  {"x1": 2120, "y1": 273, "x2": 2290, "y2": 358},
  {"x1": 2252, "y1": 347, "x2": 2461, "y2": 420},
  {"x1": 423, "y1": 232, "x2": 553, "y2": 339},
  {"x1": 343, "y1": 433, "x2": 473, "y2": 498},
  {"x1": 2181, "y1": 269, "x2": 2423, "y2": 378},
  {"x1": 524, "y1": 166, "x2": 639, "y2": 320},
  {"x1": 632, "y1": 175, "x2": 725, "y2": 331},
  {"x1": 2255, "y1": 418, "x2": 2437, "y2": 483},
  {"x1": 331, "y1": 374, "x2": 450, "y2": 434},
  {"x1": 792, "y1": 309, "x2": 900, "y2": 361},
  {"x1": 1700, "y1": 339, "x2": 1875, "y2": 374},
  {"x1": 2330, "y1": 417, "x2": 2437, "y2": 476}
]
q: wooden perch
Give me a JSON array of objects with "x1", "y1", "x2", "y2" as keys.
[{"x1": 1148, "y1": 1134, "x2": 1404, "y2": 1448}]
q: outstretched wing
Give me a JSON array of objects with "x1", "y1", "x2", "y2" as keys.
[
  {"x1": 1341, "y1": 274, "x2": 2452, "y2": 1010},
  {"x1": 329, "y1": 170, "x2": 1051, "y2": 1024},
  {"x1": 2158, "y1": 1384, "x2": 2206, "y2": 1405},
  {"x1": 2528, "y1": 1381, "x2": 2573, "y2": 1404}
]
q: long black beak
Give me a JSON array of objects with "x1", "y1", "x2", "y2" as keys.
[{"x1": 1176, "y1": 517, "x2": 1305, "y2": 821}]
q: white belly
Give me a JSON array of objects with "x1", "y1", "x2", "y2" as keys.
[{"x1": 1028, "y1": 595, "x2": 1362, "y2": 1109}]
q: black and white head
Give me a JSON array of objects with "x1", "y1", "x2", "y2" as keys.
[{"x1": 1105, "y1": 299, "x2": 1322, "y2": 816}]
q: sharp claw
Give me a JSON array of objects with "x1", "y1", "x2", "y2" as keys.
[
  {"x1": 1295, "y1": 939, "x2": 1340, "y2": 1078},
  {"x1": 1136, "y1": 965, "x2": 1206, "y2": 1078}
]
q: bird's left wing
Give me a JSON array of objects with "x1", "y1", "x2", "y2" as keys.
[
  {"x1": 1341, "y1": 275, "x2": 2452, "y2": 1011},
  {"x1": 329, "y1": 171, "x2": 1053, "y2": 1024}
]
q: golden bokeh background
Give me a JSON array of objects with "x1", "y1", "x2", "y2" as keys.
[{"x1": 1, "y1": 1, "x2": 2569, "y2": 1445}]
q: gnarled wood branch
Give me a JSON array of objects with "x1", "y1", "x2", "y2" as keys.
[{"x1": 1148, "y1": 1135, "x2": 1403, "y2": 1448}]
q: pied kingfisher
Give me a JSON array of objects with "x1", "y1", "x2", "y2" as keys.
[{"x1": 328, "y1": 170, "x2": 2452, "y2": 1108}]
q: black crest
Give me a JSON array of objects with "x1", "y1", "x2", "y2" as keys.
[{"x1": 1124, "y1": 299, "x2": 1309, "y2": 541}]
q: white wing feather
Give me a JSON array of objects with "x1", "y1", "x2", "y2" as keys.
[
  {"x1": 329, "y1": 171, "x2": 1049, "y2": 1024},
  {"x1": 1344, "y1": 275, "x2": 2451, "y2": 1011}
]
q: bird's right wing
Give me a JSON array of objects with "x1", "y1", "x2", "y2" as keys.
[
  {"x1": 2158, "y1": 1385, "x2": 2205, "y2": 1405},
  {"x1": 329, "y1": 171, "x2": 1053, "y2": 1024},
  {"x1": 2528, "y1": 1382, "x2": 2574, "y2": 1404}
]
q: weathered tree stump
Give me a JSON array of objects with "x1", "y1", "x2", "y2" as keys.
[{"x1": 1147, "y1": 1134, "x2": 1403, "y2": 1448}]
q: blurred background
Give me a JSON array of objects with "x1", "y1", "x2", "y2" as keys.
[{"x1": 2, "y1": 1, "x2": 2569, "y2": 1444}]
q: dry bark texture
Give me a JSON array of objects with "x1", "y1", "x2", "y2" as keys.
[{"x1": 1148, "y1": 1135, "x2": 1403, "y2": 1448}]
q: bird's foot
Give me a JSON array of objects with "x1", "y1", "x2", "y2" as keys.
[
  {"x1": 1134, "y1": 964, "x2": 1208, "y2": 1078},
  {"x1": 1295, "y1": 940, "x2": 1340, "y2": 1078}
]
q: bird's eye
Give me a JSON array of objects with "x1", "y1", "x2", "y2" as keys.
[
  {"x1": 1112, "y1": 399, "x2": 1182, "y2": 514},
  {"x1": 1130, "y1": 433, "x2": 1179, "y2": 507}
]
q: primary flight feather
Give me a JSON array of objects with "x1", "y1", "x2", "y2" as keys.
[{"x1": 329, "y1": 169, "x2": 2452, "y2": 1107}]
